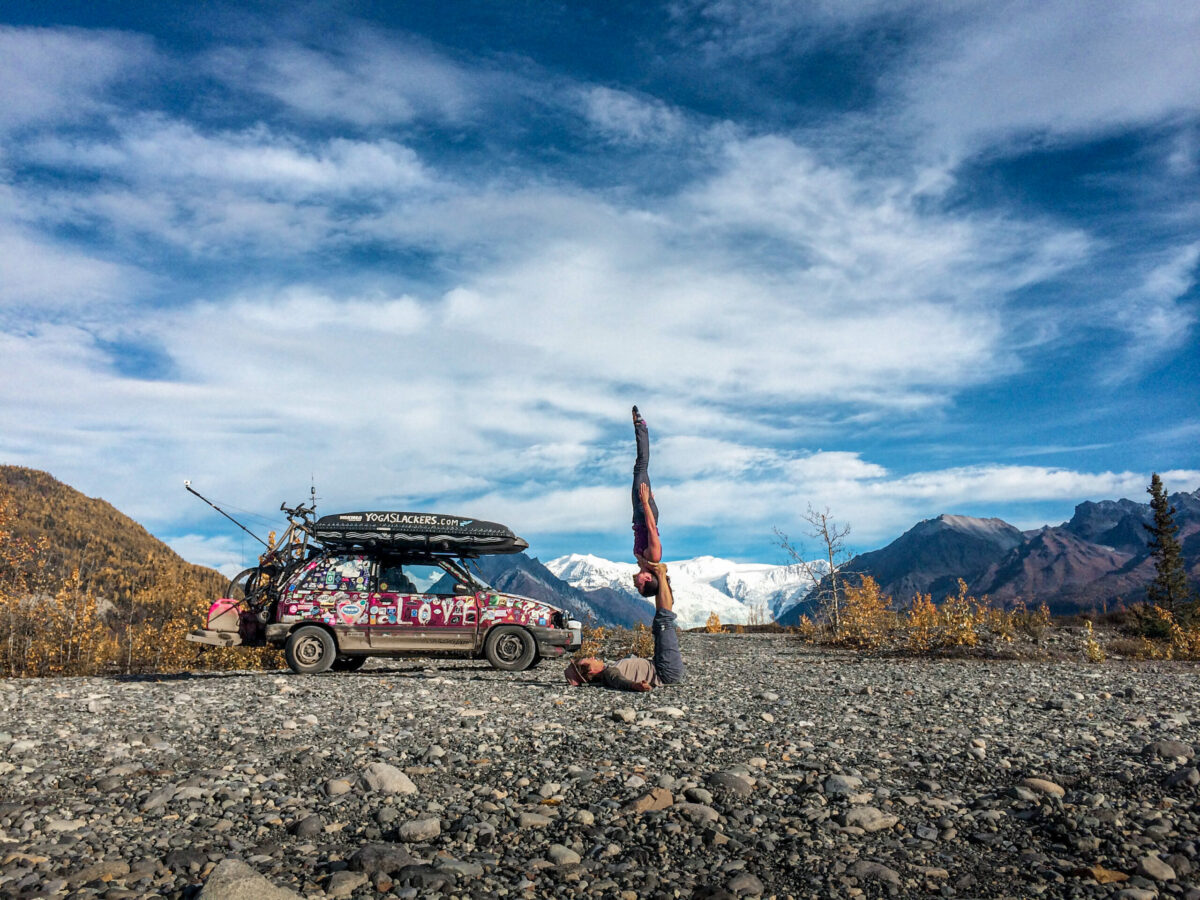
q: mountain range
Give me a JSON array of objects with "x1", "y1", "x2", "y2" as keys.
[
  {"x1": 545, "y1": 554, "x2": 818, "y2": 630},
  {"x1": 779, "y1": 485, "x2": 1200, "y2": 623},
  {"x1": 6, "y1": 466, "x2": 1196, "y2": 629}
]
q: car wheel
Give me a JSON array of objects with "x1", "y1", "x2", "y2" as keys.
[
  {"x1": 285, "y1": 626, "x2": 336, "y2": 674},
  {"x1": 331, "y1": 656, "x2": 367, "y2": 672},
  {"x1": 484, "y1": 625, "x2": 537, "y2": 671}
]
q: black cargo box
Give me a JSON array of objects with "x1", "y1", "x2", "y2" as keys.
[{"x1": 311, "y1": 512, "x2": 528, "y2": 555}]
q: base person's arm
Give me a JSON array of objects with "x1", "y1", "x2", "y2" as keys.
[{"x1": 601, "y1": 668, "x2": 652, "y2": 692}]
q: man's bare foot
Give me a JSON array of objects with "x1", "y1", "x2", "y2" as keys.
[{"x1": 632, "y1": 405, "x2": 644, "y2": 425}]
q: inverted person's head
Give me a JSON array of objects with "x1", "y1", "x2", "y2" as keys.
[{"x1": 633, "y1": 570, "x2": 659, "y2": 597}]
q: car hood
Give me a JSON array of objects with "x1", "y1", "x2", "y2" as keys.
[{"x1": 488, "y1": 590, "x2": 566, "y2": 618}]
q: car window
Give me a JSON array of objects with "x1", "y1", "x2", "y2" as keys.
[
  {"x1": 407, "y1": 563, "x2": 466, "y2": 595},
  {"x1": 377, "y1": 562, "x2": 417, "y2": 593},
  {"x1": 295, "y1": 554, "x2": 372, "y2": 592}
]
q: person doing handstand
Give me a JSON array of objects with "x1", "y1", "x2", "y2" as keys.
[{"x1": 564, "y1": 407, "x2": 685, "y2": 691}]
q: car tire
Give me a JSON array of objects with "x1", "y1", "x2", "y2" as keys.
[
  {"x1": 285, "y1": 626, "x2": 337, "y2": 674},
  {"x1": 483, "y1": 625, "x2": 537, "y2": 671},
  {"x1": 331, "y1": 655, "x2": 367, "y2": 672}
]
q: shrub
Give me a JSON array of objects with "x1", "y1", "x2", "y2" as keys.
[
  {"x1": 705, "y1": 611, "x2": 722, "y2": 633},
  {"x1": 1083, "y1": 620, "x2": 1106, "y2": 662},
  {"x1": 905, "y1": 593, "x2": 939, "y2": 652},
  {"x1": 839, "y1": 576, "x2": 895, "y2": 649},
  {"x1": 630, "y1": 622, "x2": 654, "y2": 657},
  {"x1": 940, "y1": 580, "x2": 981, "y2": 648},
  {"x1": 574, "y1": 617, "x2": 606, "y2": 659}
]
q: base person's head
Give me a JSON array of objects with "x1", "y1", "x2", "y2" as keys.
[
  {"x1": 564, "y1": 657, "x2": 604, "y2": 685},
  {"x1": 633, "y1": 570, "x2": 659, "y2": 597}
]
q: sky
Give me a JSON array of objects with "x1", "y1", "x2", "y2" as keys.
[{"x1": 2, "y1": 1, "x2": 1198, "y2": 576}]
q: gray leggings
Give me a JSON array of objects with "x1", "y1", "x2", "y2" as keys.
[{"x1": 653, "y1": 608, "x2": 685, "y2": 684}]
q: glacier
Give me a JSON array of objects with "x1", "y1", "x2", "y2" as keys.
[{"x1": 545, "y1": 553, "x2": 821, "y2": 630}]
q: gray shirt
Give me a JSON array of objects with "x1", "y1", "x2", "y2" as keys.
[{"x1": 600, "y1": 656, "x2": 659, "y2": 691}]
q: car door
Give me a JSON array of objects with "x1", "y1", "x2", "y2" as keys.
[
  {"x1": 368, "y1": 560, "x2": 415, "y2": 649},
  {"x1": 283, "y1": 552, "x2": 373, "y2": 652},
  {"x1": 396, "y1": 563, "x2": 478, "y2": 652}
]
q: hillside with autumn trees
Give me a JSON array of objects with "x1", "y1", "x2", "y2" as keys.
[{"x1": 0, "y1": 465, "x2": 277, "y2": 676}]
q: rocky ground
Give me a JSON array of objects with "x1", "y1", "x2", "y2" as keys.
[{"x1": 1, "y1": 633, "x2": 1198, "y2": 900}]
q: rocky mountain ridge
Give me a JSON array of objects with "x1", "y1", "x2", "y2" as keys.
[{"x1": 780, "y1": 485, "x2": 1200, "y2": 622}]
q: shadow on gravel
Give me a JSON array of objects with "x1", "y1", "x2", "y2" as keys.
[{"x1": 108, "y1": 670, "x2": 267, "y2": 683}]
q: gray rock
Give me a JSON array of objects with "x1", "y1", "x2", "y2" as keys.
[
  {"x1": 325, "y1": 778, "x2": 353, "y2": 797},
  {"x1": 707, "y1": 771, "x2": 754, "y2": 797},
  {"x1": 1165, "y1": 767, "x2": 1199, "y2": 787},
  {"x1": 140, "y1": 785, "x2": 176, "y2": 811},
  {"x1": 438, "y1": 858, "x2": 484, "y2": 877},
  {"x1": 842, "y1": 806, "x2": 899, "y2": 832},
  {"x1": 363, "y1": 762, "x2": 418, "y2": 794},
  {"x1": 1137, "y1": 854, "x2": 1176, "y2": 882},
  {"x1": 326, "y1": 870, "x2": 368, "y2": 898},
  {"x1": 726, "y1": 871, "x2": 765, "y2": 896},
  {"x1": 350, "y1": 843, "x2": 421, "y2": 876},
  {"x1": 72, "y1": 859, "x2": 131, "y2": 884},
  {"x1": 1144, "y1": 740, "x2": 1195, "y2": 760},
  {"x1": 674, "y1": 802, "x2": 719, "y2": 823},
  {"x1": 289, "y1": 814, "x2": 323, "y2": 838},
  {"x1": 1021, "y1": 777, "x2": 1065, "y2": 798},
  {"x1": 518, "y1": 812, "x2": 552, "y2": 828},
  {"x1": 164, "y1": 848, "x2": 208, "y2": 872},
  {"x1": 196, "y1": 859, "x2": 302, "y2": 900},
  {"x1": 398, "y1": 817, "x2": 441, "y2": 842},
  {"x1": 823, "y1": 773, "x2": 863, "y2": 796},
  {"x1": 849, "y1": 860, "x2": 902, "y2": 886},
  {"x1": 548, "y1": 843, "x2": 581, "y2": 866}
]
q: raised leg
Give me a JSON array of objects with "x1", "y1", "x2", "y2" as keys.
[{"x1": 652, "y1": 607, "x2": 685, "y2": 685}]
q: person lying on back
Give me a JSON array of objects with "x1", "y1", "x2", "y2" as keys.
[{"x1": 565, "y1": 557, "x2": 685, "y2": 692}]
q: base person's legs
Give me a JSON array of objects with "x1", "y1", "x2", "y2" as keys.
[{"x1": 652, "y1": 609, "x2": 685, "y2": 684}]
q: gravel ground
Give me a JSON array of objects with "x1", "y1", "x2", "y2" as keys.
[{"x1": 1, "y1": 633, "x2": 1198, "y2": 900}]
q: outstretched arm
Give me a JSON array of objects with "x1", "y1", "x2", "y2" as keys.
[{"x1": 638, "y1": 482, "x2": 662, "y2": 562}]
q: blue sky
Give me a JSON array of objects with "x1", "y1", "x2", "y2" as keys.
[{"x1": 2, "y1": 1, "x2": 1198, "y2": 575}]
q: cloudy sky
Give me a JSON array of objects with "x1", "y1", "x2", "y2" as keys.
[{"x1": 2, "y1": 1, "x2": 1198, "y2": 574}]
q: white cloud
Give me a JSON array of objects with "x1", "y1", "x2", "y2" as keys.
[
  {"x1": 0, "y1": 220, "x2": 141, "y2": 310},
  {"x1": 0, "y1": 26, "x2": 153, "y2": 130},
  {"x1": 900, "y1": 2, "x2": 1200, "y2": 155},
  {"x1": 29, "y1": 119, "x2": 428, "y2": 195},
  {"x1": 209, "y1": 33, "x2": 476, "y2": 126},
  {"x1": 580, "y1": 87, "x2": 685, "y2": 144},
  {"x1": 1103, "y1": 242, "x2": 1200, "y2": 382},
  {"x1": 163, "y1": 533, "x2": 247, "y2": 578}
]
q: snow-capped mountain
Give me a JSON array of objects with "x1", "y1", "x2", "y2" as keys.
[{"x1": 545, "y1": 553, "x2": 818, "y2": 630}]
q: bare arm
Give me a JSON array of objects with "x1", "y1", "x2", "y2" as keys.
[{"x1": 638, "y1": 483, "x2": 662, "y2": 562}]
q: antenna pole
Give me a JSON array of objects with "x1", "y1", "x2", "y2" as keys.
[{"x1": 183, "y1": 481, "x2": 269, "y2": 548}]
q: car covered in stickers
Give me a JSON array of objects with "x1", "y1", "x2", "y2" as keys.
[{"x1": 187, "y1": 506, "x2": 583, "y2": 674}]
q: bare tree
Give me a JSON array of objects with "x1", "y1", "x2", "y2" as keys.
[{"x1": 775, "y1": 505, "x2": 854, "y2": 635}]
